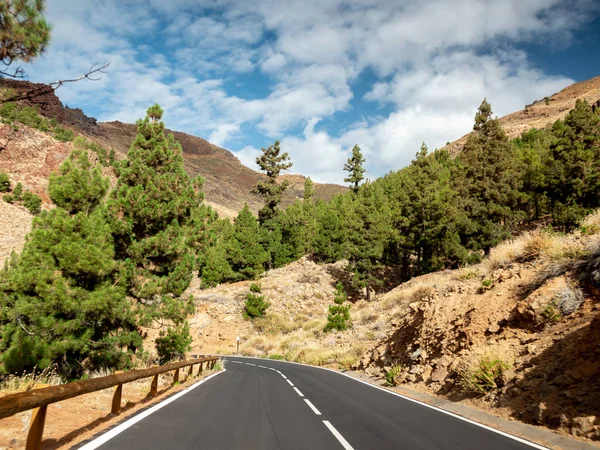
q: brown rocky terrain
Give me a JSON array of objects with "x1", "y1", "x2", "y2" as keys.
[{"x1": 443, "y1": 76, "x2": 600, "y2": 155}]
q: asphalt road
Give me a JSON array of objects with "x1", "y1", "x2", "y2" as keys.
[{"x1": 85, "y1": 356, "x2": 546, "y2": 450}]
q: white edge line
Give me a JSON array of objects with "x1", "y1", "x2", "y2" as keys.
[
  {"x1": 293, "y1": 387, "x2": 304, "y2": 397},
  {"x1": 79, "y1": 369, "x2": 226, "y2": 450},
  {"x1": 286, "y1": 379, "x2": 294, "y2": 387},
  {"x1": 304, "y1": 399, "x2": 321, "y2": 416},
  {"x1": 323, "y1": 420, "x2": 355, "y2": 450},
  {"x1": 220, "y1": 356, "x2": 548, "y2": 450}
]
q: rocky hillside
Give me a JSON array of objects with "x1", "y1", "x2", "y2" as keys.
[
  {"x1": 443, "y1": 76, "x2": 600, "y2": 155},
  {"x1": 0, "y1": 79, "x2": 345, "y2": 219}
]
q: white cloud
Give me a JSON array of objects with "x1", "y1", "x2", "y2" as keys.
[{"x1": 23, "y1": 0, "x2": 600, "y2": 184}]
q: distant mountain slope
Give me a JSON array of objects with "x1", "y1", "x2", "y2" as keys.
[
  {"x1": 443, "y1": 76, "x2": 600, "y2": 155},
  {"x1": 0, "y1": 79, "x2": 346, "y2": 218}
]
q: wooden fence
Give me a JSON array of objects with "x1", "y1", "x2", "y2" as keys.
[{"x1": 0, "y1": 355, "x2": 220, "y2": 450}]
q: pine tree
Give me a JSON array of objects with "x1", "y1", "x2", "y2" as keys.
[
  {"x1": 49, "y1": 149, "x2": 108, "y2": 214},
  {"x1": 227, "y1": 204, "x2": 269, "y2": 280},
  {"x1": 0, "y1": 0, "x2": 52, "y2": 77},
  {"x1": 252, "y1": 141, "x2": 293, "y2": 225},
  {"x1": 343, "y1": 144, "x2": 366, "y2": 193},
  {"x1": 542, "y1": 100, "x2": 600, "y2": 230},
  {"x1": 455, "y1": 99, "x2": 526, "y2": 253},
  {"x1": 108, "y1": 104, "x2": 207, "y2": 300},
  {"x1": 346, "y1": 182, "x2": 391, "y2": 301},
  {"x1": 324, "y1": 283, "x2": 350, "y2": 332},
  {"x1": 0, "y1": 150, "x2": 140, "y2": 377},
  {"x1": 303, "y1": 176, "x2": 315, "y2": 203},
  {"x1": 108, "y1": 105, "x2": 209, "y2": 360}
]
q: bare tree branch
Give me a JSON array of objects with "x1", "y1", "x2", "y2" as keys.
[
  {"x1": 49, "y1": 62, "x2": 110, "y2": 89},
  {"x1": 0, "y1": 62, "x2": 111, "y2": 105}
]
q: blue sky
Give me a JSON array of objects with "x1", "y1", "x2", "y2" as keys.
[{"x1": 25, "y1": 0, "x2": 600, "y2": 184}]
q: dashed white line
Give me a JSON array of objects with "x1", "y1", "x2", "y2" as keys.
[
  {"x1": 304, "y1": 399, "x2": 321, "y2": 416},
  {"x1": 258, "y1": 365, "x2": 267, "y2": 368},
  {"x1": 231, "y1": 361, "x2": 242, "y2": 364},
  {"x1": 281, "y1": 374, "x2": 288, "y2": 379},
  {"x1": 276, "y1": 370, "x2": 282, "y2": 374},
  {"x1": 323, "y1": 421, "x2": 355, "y2": 450},
  {"x1": 268, "y1": 368, "x2": 276, "y2": 371},
  {"x1": 245, "y1": 363, "x2": 256, "y2": 366},
  {"x1": 293, "y1": 387, "x2": 304, "y2": 397},
  {"x1": 286, "y1": 379, "x2": 294, "y2": 387}
]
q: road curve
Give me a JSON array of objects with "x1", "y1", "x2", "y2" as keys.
[{"x1": 82, "y1": 356, "x2": 547, "y2": 450}]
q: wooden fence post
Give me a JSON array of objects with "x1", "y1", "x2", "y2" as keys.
[
  {"x1": 188, "y1": 364, "x2": 194, "y2": 380},
  {"x1": 150, "y1": 374, "x2": 158, "y2": 397},
  {"x1": 199, "y1": 362, "x2": 203, "y2": 374},
  {"x1": 111, "y1": 371, "x2": 123, "y2": 416},
  {"x1": 173, "y1": 368, "x2": 180, "y2": 385},
  {"x1": 25, "y1": 384, "x2": 49, "y2": 450}
]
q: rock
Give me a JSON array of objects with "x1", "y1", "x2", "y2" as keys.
[
  {"x1": 421, "y1": 365, "x2": 433, "y2": 381},
  {"x1": 405, "y1": 373, "x2": 417, "y2": 383},
  {"x1": 437, "y1": 355, "x2": 452, "y2": 368},
  {"x1": 409, "y1": 365, "x2": 424, "y2": 375},
  {"x1": 487, "y1": 323, "x2": 501, "y2": 333},
  {"x1": 410, "y1": 348, "x2": 422, "y2": 361},
  {"x1": 526, "y1": 344, "x2": 538, "y2": 355},
  {"x1": 533, "y1": 402, "x2": 547, "y2": 424},
  {"x1": 500, "y1": 369, "x2": 516, "y2": 385},
  {"x1": 571, "y1": 416, "x2": 597, "y2": 437},
  {"x1": 431, "y1": 367, "x2": 449, "y2": 382}
]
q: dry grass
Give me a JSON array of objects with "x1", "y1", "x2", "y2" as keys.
[{"x1": 0, "y1": 368, "x2": 62, "y2": 396}]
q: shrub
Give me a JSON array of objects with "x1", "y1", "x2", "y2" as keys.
[
  {"x1": 0, "y1": 173, "x2": 10, "y2": 192},
  {"x1": 249, "y1": 283, "x2": 262, "y2": 293},
  {"x1": 155, "y1": 322, "x2": 193, "y2": 364},
  {"x1": 268, "y1": 354, "x2": 285, "y2": 360},
  {"x1": 12, "y1": 182, "x2": 22, "y2": 201},
  {"x1": 244, "y1": 291, "x2": 269, "y2": 319},
  {"x1": 324, "y1": 283, "x2": 350, "y2": 332},
  {"x1": 385, "y1": 364, "x2": 403, "y2": 386},
  {"x1": 541, "y1": 302, "x2": 561, "y2": 323},
  {"x1": 22, "y1": 192, "x2": 42, "y2": 215},
  {"x1": 2, "y1": 193, "x2": 14, "y2": 203},
  {"x1": 460, "y1": 356, "x2": 510, "y2": 394},
  {"x1": 53, "y1": 126, "x2": 75, "y2": 142}
]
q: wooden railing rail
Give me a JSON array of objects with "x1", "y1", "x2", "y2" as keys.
[{"x1": 0, "y1": 355, "x2": 219, "y2": 450}]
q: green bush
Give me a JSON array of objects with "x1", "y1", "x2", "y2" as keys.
[
  {"x1": 2, "y1": 193, "x2": 14, "y2": 203},
  {"x1": 244, "y1": 292, "x2": 269, "y2": 319},
  {"x1": 12, "y1": 182, "x2": 22, "y2": 201},
  {"x1": 0, "y1": 103, "x2": 49, "y2": 131},
  {"x1": 22, "y1": 192, "x2": 42, "y2": 215},
  {"x1": 53, "y1": 126, "x2": 75, "y2": 142},
  {"x1": 460, "y1": 356, "x2": 510, "y2": 394},
  {"x1": 267, "y1": 354, "x2": 285, "y2": 360},
  {"x1": 249, "y1": 283, "x2": 262, "y2": 293},
  {"x1": 324, "y1": 283, "x2": 350, "y2": 332},
  {"x1": 385, "y1": 364, "x2": 403, "y2": 386},
  {"x1": 0, "y1": 173, "x2": 10, "y2": 192},
  {"x1": 155, "y1": 322, "x2": 193, "y2": 364}
]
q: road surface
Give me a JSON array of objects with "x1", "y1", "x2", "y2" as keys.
[{"x1": 82, "y1": 356, "x2": 546, "y2": 450}]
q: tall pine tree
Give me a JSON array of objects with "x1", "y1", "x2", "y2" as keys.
[
  {"x1": 252, "y1": 141, "x2": 293, "y2": 225},
  {"x1": 0, "y1": 150, "x2": 140, "y2": 377},
  {"x1": 344, "y1": 144, "x2": 366, "y2": 194},
  {"x1": 108, "y1": 104, "x2": 210, "y2": 359}
]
